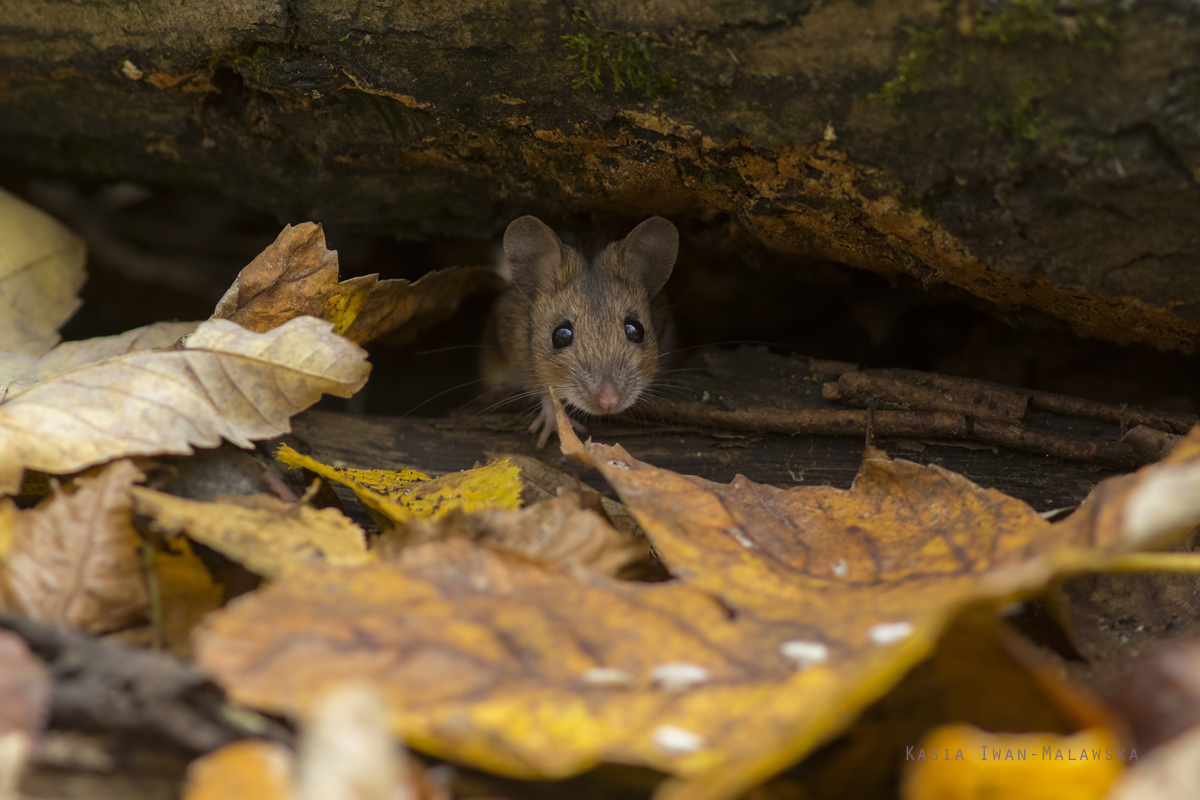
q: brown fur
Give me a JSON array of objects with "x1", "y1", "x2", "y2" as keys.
[{"x1": 482, "y1": 217, "x2": 676, "y2": 443}]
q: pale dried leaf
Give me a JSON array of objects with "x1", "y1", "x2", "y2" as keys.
[
  {"x1": 0, "y1": 460, "x2": 148, "y2": 633},
  {"x1": 132, "y1": 488, "x2": 371, "y2": 579},
  {"x1": 1104, "y1": 723, "x2": 1199, "y2": 800},
  {"x1": 0, "y1": 189, "x2": 87, "y2": 357},
  {"x1": 1, "y1": 321, "x2": 198, "y2": 401},
  {"x1": 297, "y1": 684, "x2": 411, "y2": 800},
  {"x1": 0, "y1": 316, "x2": 370, "y2": 494}
]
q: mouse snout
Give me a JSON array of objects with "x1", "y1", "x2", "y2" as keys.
[{"x1": 595, "y1": 381, "x2": 621, "y2": 411}]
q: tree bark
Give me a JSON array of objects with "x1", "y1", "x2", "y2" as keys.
[{"x1": 2, "y1": 0, "x2": 1199, "y2": 351}]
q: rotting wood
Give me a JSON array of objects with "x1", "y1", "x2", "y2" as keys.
[
  {"x1": 828, "y1": 368, "x2": 1198, "y2": 434},
  {"x1": 660, "y1": 347, "x2": 1196, "y2": 469},
  {"x1": 3, "y1": 1, "x2": 1200, "y2": 351}
]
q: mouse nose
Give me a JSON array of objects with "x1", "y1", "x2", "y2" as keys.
[{"x1": 595, "y1": 382, "x2": 620, "y2": 411}]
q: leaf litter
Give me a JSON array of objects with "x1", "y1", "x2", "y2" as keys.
[
  {"x1": 0, "y1": 188, "x2": 87, "y2": 358},
  {"x1": 190, "y1": 393, "x2": 1200, "y2": 799},
  {"x1": 1, "y1": 208, "x2": 1199, "y2": 799}
]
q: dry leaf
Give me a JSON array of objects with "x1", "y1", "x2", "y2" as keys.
[
  {"x1": 182, "y1": 685, "x2": 429, "y2": 800},
  {"x1": 0, "y1": 189, "x2": 87, "y2": 357},
  {"x1": 1, "y1": 321, "x2": 198, "y2": 401},
  {"x1": 219, "y1": 222, "x2": 501, "y2": 344},
  {"x1": 219, "y1": 223, "x2": 376, "y2": 336},
  {"x1": 195, "y1": 409, "x2": 1200, "y2": 795},
  {"x1": 275, "y1": 446, "x2": 521, "y2": 526},
  {"x1": 494, "y1": 452, "x2": 643, "y2": 539},
  {"x1": 296, "y1": 684, "x2": 412, "y2": 800},
  {"x1": 0, "y1": 460, "x2": 147, "y2": 633},
  {"x1": 0, "y1": 629, "x2": 51, "y2": 741},
  {"x1": 0, "y1": 316, "x2": 370, "y2": 494},
  {"x1": 132, "y1": 488, "x2": 371, "y2": 579},
  {"x1": 376, "y1": 491, "x2": 648, "y2": 577},
  {"x1": 152, "y1": 537, "x2": 225, "y2": 657},
  {"x1": 901, "y1": 725, "x2": 1123, "y2": 800},
  {"x1": 341, "y1": 264, "x2": 504, "y2": 346},
  {"x1": 1104, "y1": 722, "x2": 1200, "y2": 800},
  {"x1": 182, "y1": 739, "x2": 295, "y2": 800},
  {"x1": 0, "y1": 629, "x2": 50, "y2": 800},
  {"x1": 196, "y1": 540, "x2": 814, "y2": 779},
  {"x1": 553, "y1": 399, "x2": 1200, "y2": 799}
]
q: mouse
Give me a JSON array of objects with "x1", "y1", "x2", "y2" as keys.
[{"x1": 481, "y1": 215, "x2": 678, "y2": 448}]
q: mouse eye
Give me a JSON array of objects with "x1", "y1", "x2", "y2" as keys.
[
  {"x1": 552, "y1": 323, "x2": 574, "y2": 349},
  {"x1": 624, "y1": 318, "x2": 645, "y2": 344}
]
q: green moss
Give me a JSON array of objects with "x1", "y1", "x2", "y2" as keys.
[
  {"x1": 873, "y1": 0, "x2": 1117, "y2": 106},
  {"x1": 975, "y1": 0, "x2": 1114, "y2": 51},
  {"x1": 562, "y1": 12, "x2": 677, "y2": 98},
  {"x1": 871, "y1": 27, "x2": 948, "y2": 106},
  {"x1": 986, "y1": 77, "x2": 1050, "y2": 141}
]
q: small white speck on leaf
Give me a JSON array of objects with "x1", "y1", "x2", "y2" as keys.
[
  {"x1": 650, "y1": 663, "x2": 710, "y2": 691},
  {"x1": 868, "y1": 621, "x2": 914, "y2": 646},
  {"x1": 831, "y1": 558, "x2": 848, "y2": 577},
  {"x1": 725, "y1": 527, "x2": 758, "y2": 549},
  {"x1": 780, "y1": 640, "x2": 829, "y2": 669},
  {"x1": 581, "y1": 667, "x2": 636, "y2": 687},
  {"x1": 607, "y1": 460, "x2": 630, "y2": 470},
  {"x1": 654, "y1": 725, "x2": 705, "y2": 754}
]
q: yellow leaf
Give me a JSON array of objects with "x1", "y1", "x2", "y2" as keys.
[
  {"x1": 0, "y1": 316, "x2": 370, "y2": 494},
  {"x1": 1, "y1": 321, "x2": 198, "y2": 401},
  {"x1": 132, "y1": 488, "x2": 371, "y2": 579},
  {"x1": 152, "y1": 537, "x2": 225, "y2": 658},
  {"x1": 195, "y1": 406, "x2": 1200, "y2": 795},
  {"x1": 0, "y1": 460, "x2": 147, "y2": 633},
  {"x1": 182, "y1": 740, "x2": 295, "y2": 800},
  {"x1": 274, "y1": 445, "x2": 521, "y2": 526},
  {"x1": 901, "y1": 725, "x2": 1123, "y2": 800},
  {"x1": 0, "y1": 189, "x2": 86, "y2": 357},
  {"x1": 0, "y1": 500, "x2": 15, "y2": 558},
  {"x1": 196, "y1": 541, "x2": 827, "y2": 779}
]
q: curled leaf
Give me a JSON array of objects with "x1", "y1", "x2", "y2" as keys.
[
  {"x1": 0, "y1": 317, "x2": 370, "y2": 494},
  {"x1": 0, "y1": 189, "x2": 87, "y2": 357},
  {"x1": 1, "y1": 321, "x2": 198, "y2": 401},
  {"x1": 218, "y1": 221, "x2": 501, "y2": 344}
]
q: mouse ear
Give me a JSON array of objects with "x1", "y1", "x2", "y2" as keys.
[
  {"x1": 504, "y1": 216, "x2": 563, "y2": 300},
  {"x1": 621, "y1": 217, "x2": 678, "y2": 297}
]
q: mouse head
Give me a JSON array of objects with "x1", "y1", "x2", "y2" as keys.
[{"x1": 503, "y1": 215, "x2": 678, "y2": 415}]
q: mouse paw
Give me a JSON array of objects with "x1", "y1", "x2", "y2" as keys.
[{"x1": 530, "y1": 394, "x2": 586, "y2": 449}]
